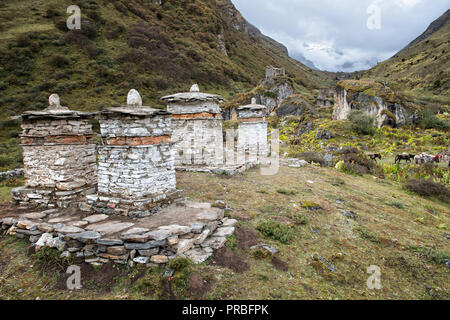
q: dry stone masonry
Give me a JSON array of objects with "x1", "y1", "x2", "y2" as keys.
[
  {"x1": 237, "y1": 98, "x2": 268, "y2": 163},
  {"x1": 161, "y1": 84, "x2": 225, "y2": 170},
  {"x1": 87, "y1": 89, "x2": 182, "y2": 218},
  {"x1": 5, "y1": 89, "x2": 238, "y2": 267},
  {"x1": 0, "y1": 201, "x2": 237, "y2": 266},
  {"x1": 11, "y1": 94, "x2": 96, "y2": 208}
]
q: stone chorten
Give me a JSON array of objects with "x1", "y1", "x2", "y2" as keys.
[
  {"x1": 236, "y1": 98, "x2": 268, "y2": 160},
  {"x1": 161, "y1": 84, "x2": 225, "y2": 168},
  {"x1": 88, "y1": 89, "x2": 182, "y2": 218},
  {"x1": 11, "y1": 94, "x2": 97, "y2": 208}
]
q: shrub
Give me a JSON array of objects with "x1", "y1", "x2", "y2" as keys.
[
  {"x1": 301, "y1": 200, "x2": 322, "y2": 211},
  {"x1": 405, "y1": 179, "x2": 450, "y2": 203},
  {"x1": 419, "y1": 109, "x2": 449, "y2": 130},
  {"x1": 349, "y1": 110, "x2": 376, "y2": 135},
  {"x1": 276, "y1": 188, "x2": 297, "y2": 195},
  {"x1": 297, "y1": 152, "x2": 326, "y2": 166},
  {"x1": 16, "y1": 34, "x2": 32, "y2": 47},
  {"x1": 50, "y1": 55, "x2": 70, "y2": 68},
  {"x1": 35, "y1": 247, "x2": 73, "y2": 272},
  {"x1": 257, "y1": 220, "x2": 293, "y2": 244},
  {"x1": 167, "y1": 257, "x2": 191, "y2": 271}
]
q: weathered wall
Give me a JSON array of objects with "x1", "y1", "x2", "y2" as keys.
[
  {"x1": 12, "y1": 118, "x2": 96, "y2": 208},
  {"x1": 237, "y1": 121, "x2": 268, "y2": 159},
  {"x1": 167, "y1": 101, "x2": 221, "y2": 114},
  {"x1": 95, "y1": 113, "x2": 178, "y2": 216},
  {"x1": 167, "y1": 101, "x2": 224, "y2": 168},
  {"x1": 97, "y1": 144, "x2": 176, "y2": 199},
  {"x1": 171, "y1": 118, "x2": 224, "y2": 167}
]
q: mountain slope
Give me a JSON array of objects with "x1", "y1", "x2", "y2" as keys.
[
  {"x1": 361, "y1": 10, "x2": 450, "y2": 105},
  {"x1": 0, "y1": 0, "x2": 333, "y2": 119}
]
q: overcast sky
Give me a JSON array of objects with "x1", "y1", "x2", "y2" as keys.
[{"x1": 231, "y1": 0, "x2": 449, "y2": 72}]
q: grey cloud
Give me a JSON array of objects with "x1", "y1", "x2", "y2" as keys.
[{"x1": 231, "y1": 0, "x2": 449, "y2": 72}]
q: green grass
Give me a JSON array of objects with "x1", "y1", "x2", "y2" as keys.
[{"x1": 1, "y1": 165, "x2": 449, "y2": 300}]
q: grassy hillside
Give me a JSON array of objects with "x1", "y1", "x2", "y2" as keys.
[
  {"x1": 361, "y1": 10, "x2": 450, "y2": 106},
  {"x1": 0, "y1": 0, "x2": 333, "y2": 115},
  {"x1": 0, "y1": 167, "x2": 448, "y2": 300},
  {"x1": 0, "y1": 0, "x2": 335, "y2": 171}
]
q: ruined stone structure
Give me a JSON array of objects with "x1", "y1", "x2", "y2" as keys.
[
  {"x1": 236, "y1": 98, "x2": 268, "y2": 162},
  {"x1": 88, "y1": 90, "x2": 182, "y2": 218},
  {"x1": 161, "y1": 84, "x2": 225, "y2": 169},
  {"x1": 315, "y1": 88, "x2": 335, "y2": 108},
  {"x1": 11, "y1": 94, "x2": 96, "y2": 208},
  {"x1": 265, "y1": 65, "x2": 285, "y2": 83},
  {"x1": 4, "y1": 90, "x2": 238, "y2": 267}
]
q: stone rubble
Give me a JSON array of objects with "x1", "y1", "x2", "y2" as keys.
[{"x1": 0, "y1": 201, "x2": 234, "y2": 267}]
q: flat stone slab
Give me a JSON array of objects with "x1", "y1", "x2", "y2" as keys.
[
  {"x1": 68, "y1": 220, "x2": 88, "y2": 228},
  {"x1": 136, "y1": 201, "x2": 224, "y2": 229},
  {"x1": 21, "y1": 212, "x2": 47, "y2": 220},
  {"x1": 121, "y1": 227, "x2": 150, "y2": 236},
  {"x1": 185, "y1": 248, "x2": 213, "y2": 264},
  {"x1": 83, "y1": 214, "x2": 109, "y2": 224},
  {"x1": 213, "y1": 227, "x2": 235, "y2": 237},
  {"x1": 85, "y1": 221, "x2": 134, "y2": 235},
  {"x1": 221, "y1": 218, "x2": 238, "y2": 227},
  {"x1": 48, "y1": 216, "x2": 78, "y2": 224},
  {"x1": 69, "y1": 231, "x2": 101, "y2": 243},
  {"x1": 201, "y1": 237, "x2": 227, "y2": 249},
  {"x1": 54, "y1": 225, "x2": 85, "y2": 234}
]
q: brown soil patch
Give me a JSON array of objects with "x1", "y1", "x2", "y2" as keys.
[
  {"x1": 188, "y1": 272, "x2": 212, "y2": 299},
  {"x1": 272, "y1": 216, "x2": 295, "y2": 226},
  {"x1": 0, "y1": 203, "x2": 34, "y2": 218},
  {"x1": 210, "y1": 247, "x2": 249, "y2": 273},
  {"x1": 235, "y1": 227, "x2": 259, "y2": 251},
  {"x1": 228, "y1": 210, "x2": 252, "y2": 220},
  {"x1": 55, "y1": 262, "x2": 122, "y2": 292},
  {"x1": 271, "y1": 256, "x2": 289, "y2": 272}
]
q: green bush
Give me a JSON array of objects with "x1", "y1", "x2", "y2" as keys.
[
  {"x1": 257, "y1": 220, "x2": 293, "y2": 244},
  {"x1": 419, "y1": 109, "x2": 449, "y2": 129},
  {"x1": 349, "y1": 110, "x2": 376, "y2": 135},
  {"x1": 49, "y1": 55, "x2": 70, "y2": 68}
]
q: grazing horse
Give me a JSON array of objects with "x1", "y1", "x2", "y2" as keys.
[
  {"x1": 395, "y1": 153, "x2": 415, "y2": 164},
  {"x1": 368, "y1": 154, "x2": 382, "y2": 161}
]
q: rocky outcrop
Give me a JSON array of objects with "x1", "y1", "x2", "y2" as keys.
[
  {"x1": 276, "y1": 95, "x2": 316, "y2": 117},
  {"x1": 315, "y1": 89, "x2": 335, "y2": 108},
  {"x1": 332, "y1": 81, "x2": 420, "y2": 128}
]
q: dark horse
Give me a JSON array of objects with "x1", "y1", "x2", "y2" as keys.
[
  {"x1": 395, "y1": 154, "x2": 415, "y2": 164},
  {"x1": 368, "y1": 154, "x2": 382, "y2": 161}
]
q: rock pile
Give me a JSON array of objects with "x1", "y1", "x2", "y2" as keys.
[
  {"x1": 1, "y1": 201, "x2": 238, "y2": 266},
  {"x1": 0, "y1": 168, "x2": 24, "y2": 182}
]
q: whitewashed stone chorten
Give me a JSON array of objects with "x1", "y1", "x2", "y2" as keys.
[
  {"x1": 236, "y1": 98, "x2": 268, "y2": 162},
  {"x1": 11, "y1": 94, "x2": 97, "y2": 208},
  {"x1": 161, "y1": 84, "x2": 225, "y2": 169},
  {"x1": 89, "y1": 89, "x2": 182, "y2": 218}
]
